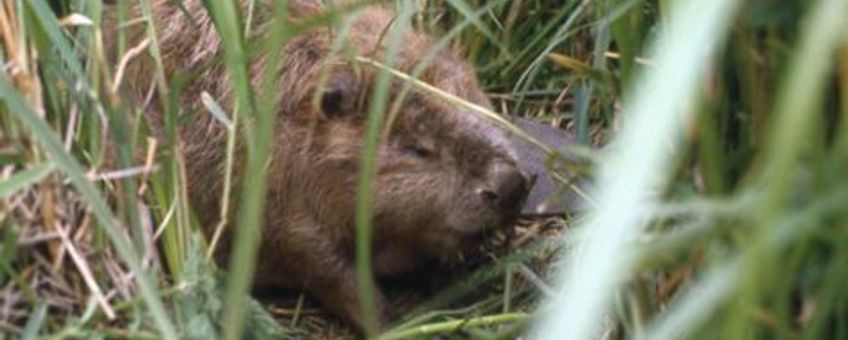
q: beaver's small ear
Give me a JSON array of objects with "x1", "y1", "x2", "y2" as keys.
[{"x1": 318, "y1": 71, "x2": 360, "y2": 118}]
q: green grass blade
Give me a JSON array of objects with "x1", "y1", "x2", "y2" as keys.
[
  {"x1": 378, "y1": 313, "x2": 529, "y2": 340},
  {"x1": 532, "y1": 0, "x2": 741, "y2": 338},
  {"x1": 730, "y1": 0, "x2": 848, "y2": 337},
  {"x1": 381, "y1": 0, "x2": 509, "y2": 165},
  {"x1": 200, "y1": 91, "x2": 234, "y2": 127},
  {"x1": 200, "y1": 0, "x2": 287, "y2": 339},
  {"x1": 21, "y1": 301, "x2": 48, "y2": 340},
  {"x1": 644, "y1": 186, "x2": 848, "y2": 339},
  {"x1": 442, "y1": 0, "x2": 511, "y2": 58},
  {"x1": 354, "y1": 2, "x2": 415, "y2": 336},
  {"x1": 0, "y1": 163, "x2": 53, "y2": 199},
  {"x1": 511, "y1": 0, "x2": 590, "y2": 112},
  {"x1": 23, "y1": 1, "x2": 89, "y2": 89},
  {"x1": 755, "y1": 0, "x2": 848, "y2": 203}
]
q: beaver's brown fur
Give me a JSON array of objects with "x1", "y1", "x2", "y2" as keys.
[{"x1": 117, "y1": 0, "x2": 529, "y2": 332}]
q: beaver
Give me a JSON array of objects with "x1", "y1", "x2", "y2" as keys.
[{"x1": 116, "y1": 0, "x2": 531, "y2": 332}]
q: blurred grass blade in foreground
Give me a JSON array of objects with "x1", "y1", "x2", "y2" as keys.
[{"x1": 533, "y1": 0, "x2": 741, "y2": 338}]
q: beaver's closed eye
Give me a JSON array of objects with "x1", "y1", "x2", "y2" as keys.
[{"x1": 404, "y1": 145, "x2": 433, "y2": 159}]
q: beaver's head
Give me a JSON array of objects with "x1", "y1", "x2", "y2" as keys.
[{"x1": 276, "y1": 7, "x2": 530, "y2": 261}]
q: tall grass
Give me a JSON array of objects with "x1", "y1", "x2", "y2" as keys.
[
  {"x1": 536, "y1": 0, "x2": 742, "y2": 337},
  {"x1": 1, "y1": 0, "x2": 847, "y2": 339},
  {"x1": 1, "y1": 1, "x2": 177, "y2": 337}
]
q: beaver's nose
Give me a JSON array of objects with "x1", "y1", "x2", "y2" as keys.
[{"x1": 477, "y1": 160, "x2": 529, "y2": 211}]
